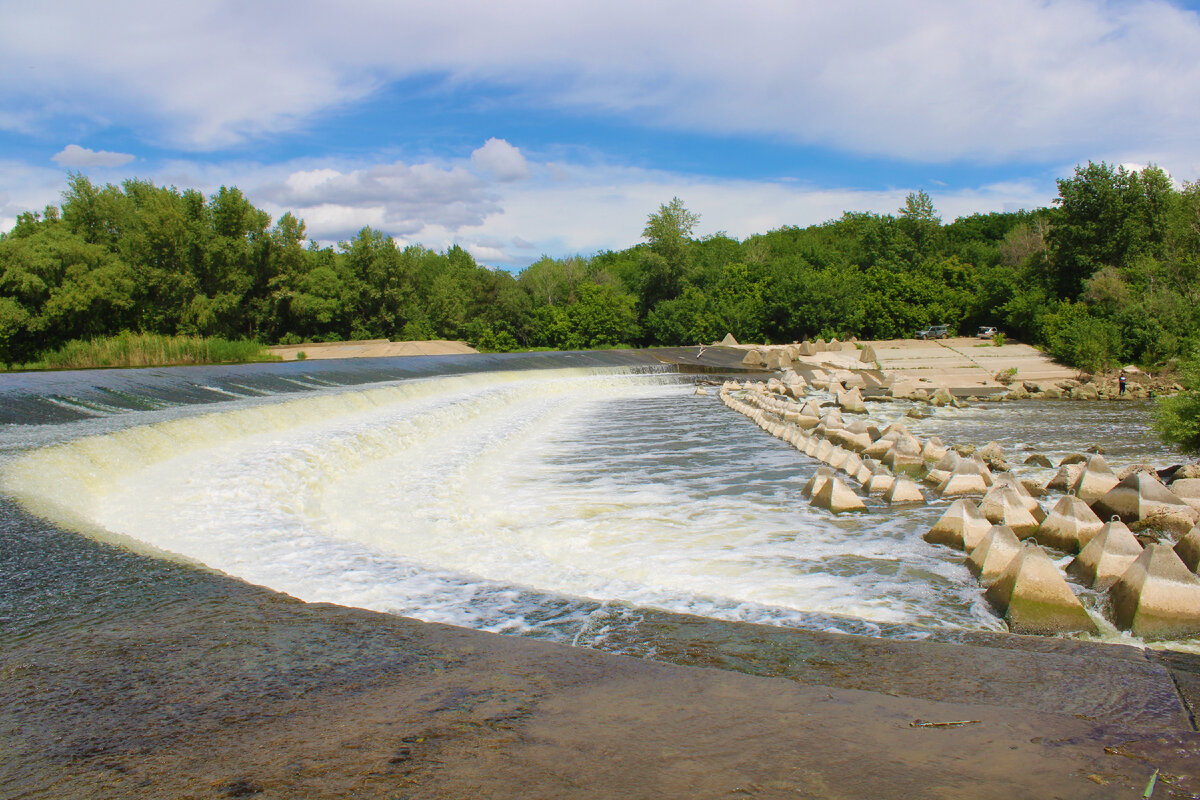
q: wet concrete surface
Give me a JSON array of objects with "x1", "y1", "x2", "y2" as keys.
[{"x1": 4, "y1": 574, "x2": 1200, "y2": 800}]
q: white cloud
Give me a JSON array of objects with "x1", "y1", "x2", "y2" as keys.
[
  {"x1": 52, "y1": 144, "x2": 135, "y2": 168},
  {"x1": 1, "y1": 0, "x2": 1199, "y2": 165},
  {"x1": 470, "y1": 138, "x2": 530, "y2": 182}
]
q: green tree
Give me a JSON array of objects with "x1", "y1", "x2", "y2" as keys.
[{"x1": 1156, "y1": 354, "x2": 1200, "y2": 453}]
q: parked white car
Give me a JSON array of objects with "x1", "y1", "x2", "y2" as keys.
[{"x1": 977, "y1": 326, "x2": 998, "y2": 339}]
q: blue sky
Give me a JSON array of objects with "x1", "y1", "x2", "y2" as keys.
[{"x1": 3, "y1": 0, "x2": 1200, "y2": 268}]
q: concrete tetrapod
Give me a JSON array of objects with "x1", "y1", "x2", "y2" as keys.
[
  {"x1": 991, "y1": 473, "x2": 1046, "y2": 522},
  {"x1": 1045, "y1": 463, "x2": 1083, "y2": 493},
  {"x1": 1109, "y1": 544, "x2": 1200, "y2": 639},
  {"x1": 1035, "y1": 494, "x2": 1105, "y2": 553},
  {"x1": 810, "y1": 475, "x2": 867, "y2": 513},
  {"x1": 977, "y1": 485, "x2": 1041, "y2": 538},
  {"x1": 884, "y1": 478, "x2": 925, "y2": 505},
  {"x1": 966, "y1": 525, "x2": 1023, "y2": 585},
  {"x1": 1068, "y1": 454, "x2": 1119, "y2": 505},
  {"x1": 864, "y1": 469, "x2": 895, "y2": 497},
  {"x1": 1066, "y1": 519, "x2": 1144, "y2": 591},
  {"x1": 924, "y1": 499, "x2": 992, "y2": 550},
  {"x1": 924, "y1": 451, "x2": 960, "y2": 487},
  {"x1": 1177, "y1": 526, "x2": 1200, "y2": 573},
  {"x1": 835, "y1": 386, "x2": 867, "y2": 414},
  {"x1": 1092, "y1": 472, "x2": 1198, "y2": 531},
  {"x1": 985, "y1": 542, "x2": 1099, "y2": 636}
]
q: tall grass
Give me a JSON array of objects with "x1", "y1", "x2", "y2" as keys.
[{"x1": 24, "y1": 333, "x2": 280, "y2": 370}]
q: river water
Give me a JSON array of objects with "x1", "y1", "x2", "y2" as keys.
[{"x1": 1, "y1": 352, "x2": 1188, "y2": 659}]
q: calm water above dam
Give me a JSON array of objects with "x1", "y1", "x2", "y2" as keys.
[{"x1": 0, "y1": 353, "x2": 1186, "y2": 658}]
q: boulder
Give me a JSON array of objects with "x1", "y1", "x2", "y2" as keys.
[
  {"x1": 1163, "y1": 477, "x2": 1200, "y2": 514},
  {"x1": 1035, "y1": 494, "x2": 1104, "y2": 553},
  {"x1": 1059, "y1": 454, "x2": 1089, "y2": 466},
  {"x1": 977, "y1": 442, "x2": 1009, "y2": 472},
  {"x1": 1116, "y1": 463, "x2": 1159, "y2": 481},
  {"x1": 1109, "y1": 544, "x2": 1200, "y2": 639},
  {"x1": 1023, "y1": 454, "x2": 1053, "y2": 468},
  {"x1": 966, "y1": 525, "x2": 1023, "y2": 585},
  {"x1": 929, "y1": 387, "x2": 955, "y2": 407},
  {"x1": 1092, "y1": 473, "x2": 1198, "y2": 527},
  {"x1": 977, "y1": 485, "x2": 1040, "y2": 538},
  {"x1": 985, "y1": 543, "x2": 1098, "y2": 635},
  {"x1": 1068, "y1": 454, "x2": 1119, "y2": 505},
  {"x1": 1067, "y1": 519, "x2": 1144, "y2": 590},
  {"x1": 1175, "y1": 526, "x2": 1200, "y2": 573},
  {"x1": 924, "y1": 499, "x2": 993, "y2": 550},
  {"x1": 1045, "y1": 463, "x2": 1083, "y2": 493},
  {"x1": 885, "y1": 478, "x2": 926, "y2": 505},
  {"x1": 810, "y1": 475, "x2": 867, "y2": 513}
]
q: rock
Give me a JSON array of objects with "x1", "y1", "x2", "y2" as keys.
[
  {"x1": 977, "y1": 486, "x2": 1040, "y2": 538},
  {"x1": 1176, "y1": 527, "x2": 1200, "y2": 573},
  {"x1": 967, "y1": 525, "x2": 1023, "y2": 584},
  {"x1": 985, "y1": 543, "x2": 1098, "y2": 635},
  {"x1": 924, "y1": 499, "x2": 992, "y2": 550},
  {"x1": 1109, "y1": 544, "x2": 1200, "y2": 639},
  {"x1": 1073, "y1": 384, "x2": 1100, "y2": 401},
  {"x1": 810, "y1": 475, "x2": 867, "y2": 513},
  {"x1": 1092, "y1": 473, "x2": 1197, "y2": 527},
  {"x1": 1116, "y1": 463, "x2": 1159, "y2": 481},
  {"x1": 976, "y1": 441, "x2": 1009, "y2": 472},
  {"x1": 1059, "y1": 454, "x2": 1089, "y2": 466},
  {"x1": 1067, "y1": 519, "x2": 1144, "y2": 590},
  {"x1": 1035, "y1": 494, "x2": 1104, "y2": 553},
  {"x1": 1174, "y1": 464, "x2": 1200, "y2": 480},
  {"x1": 1068, "y1": 454, "x2": 1119, "y2": 505},
  {"x1": 1044, "y1": 463, "x2": 1083, "y2": 493},
  {"x1": 929, "y1": 387, "x2": 955, "y2": 407},
  {"x1": 1165, "y1": 478, "x2": 1200, "y2": 514},
  {"x1": 885, "y1": 478, "x2": 926, "y2": 505},
  {"x1": 1023, "y1": 454, "x2": 1053, "y2": 468},
  {"x1": 1085, "y1": 445, "x2": 1106, "y2": 454}
]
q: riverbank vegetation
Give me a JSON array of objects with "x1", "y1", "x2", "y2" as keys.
[
  {"x1": 1, "y1": 163, "x2": 1197, "y2": 376},
  {"x1": 27, "y1": 332, "x2": 279, "y2": 370}
]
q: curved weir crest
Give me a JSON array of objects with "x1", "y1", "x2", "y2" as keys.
[{"x1": 1, "y1": 363, "x2": 1000, "y2": 642}]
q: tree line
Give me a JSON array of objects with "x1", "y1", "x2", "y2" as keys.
[{"x1": 2, "y1": 164, "x2": 1199, "y2": 377}]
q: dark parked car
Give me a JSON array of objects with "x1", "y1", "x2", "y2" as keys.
[{"x1": 915, "y1": 325, "x2": 950, "y2": 340}]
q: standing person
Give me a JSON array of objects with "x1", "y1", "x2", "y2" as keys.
[{"x1": 1119, "y1": 373, "x2": 1127, "y2": 395}]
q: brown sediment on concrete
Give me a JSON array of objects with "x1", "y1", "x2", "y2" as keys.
[{"x1": 3, "y1": 579, "x2": 1200, "y2": 800}]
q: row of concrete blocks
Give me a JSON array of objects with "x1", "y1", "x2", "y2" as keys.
[
  {"x1": 925, "y1": 497, "x2": 1200, "y2": 639},
  {"x1": 740, "y1": 339, "x2": 878, "y2": 368},
  {"x1": 720, "y1": 382, "x2": 931, "y2": 511},
  {"x1": 1041, "y1": 453, "x2": 1200, "y2": 534}
]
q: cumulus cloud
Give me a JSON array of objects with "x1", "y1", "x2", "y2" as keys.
[
  {"x1": 1, "y1": 0, "x2": 1199, "y2": 165},
  {"x1": 52, "y1": 144, "x2": 135, "y2": 168},
  {"x1": 470, "y1": 138, "x2": 530, "y2": 181},
  {"x1": 259, "y1": 160, "x2": 500, "y2": 237}
]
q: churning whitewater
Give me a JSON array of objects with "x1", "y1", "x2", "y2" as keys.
[{"x1": 4, "y1": 366, "x2": 1014, "y2": 644}]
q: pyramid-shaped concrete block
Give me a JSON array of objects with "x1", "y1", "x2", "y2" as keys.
[
  {"x1": 810, "y1": 475, "x2": 866, "y2": 513},
  {"x1": 1036, "y1": 494, "x2": 1104, "y2": 553},
  {"x1": 935, "y1": 470, "x2": 990, "y2": 498},
  {"x1": 1092, "y1": 472, "x2": 1197, "y2": 526},
  {"x1": 802, "y1": 467, "x2": 835, "y2": 499},
  {"x1": 921, "y1": 438, "x2": 949, "y2": 463},
  {"x1": 924, "y1": 451, "x2": 961, "y2": 486},
  {"x1": 925, "y1": 498, "x2": 992, "y2": 550},
  {"x1": 882, "y1": 436, "x2": 925, "y2": 477},
  {"x1": 812, "y1": 338, "x2": 828, "y2": 352},
  {"x1": 742, "y1": 349, "x2": 768, "y2": 367},
  {"x1": 967, "y1": 525, "x2": 1022, "y2": 585},
  {"x1": 719, "y1": 332, "x2": 738, "y2": 346},
  {"x1": 1109, "y1": 544, "x2": 1200, "y2": 639},
  {"x1": 1168, "y1": 478, "x2": 1200, "y2": 513},
  {"x1": 992, "y1": 473, "x2": 1046, "y2": 523},
  {"x1": 859, "y1": 345, "x2": 877, "y2": 364},
  {"x1": 827, "y1": 337, "x2": 842, "y2": 351},
  {"x1": 1069, "y1": 454, "x2": 1119, "y2": 505},
  {"x1": 864, "y1": 470, "x2": 895, "y2": 496},
  {"x1": 1176, "y1": 526, "x2": 1200, "y2": 573},
  {"x1": 885, "y1": 478, "x2": 926, "y2": 505},
  {"x1": 985, "y1": 543, "x2": 1098, "y2": 635},
  {"x1": 798, "y1": 341, "x2": 816, "y2": 356},
  {"x1": 1067, "y1": 519, "x2": 1144, "y2": 590},
  {"x1": 836, "y1": 386, "x2": 867, "y2": 414},
  {"x1": 977, "y1": 486, "x2": 1040, "y2": 537}
]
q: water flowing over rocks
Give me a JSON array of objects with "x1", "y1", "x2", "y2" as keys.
[{"x1": 715, "y1": 341, "x2": 1200, "y2": 644}]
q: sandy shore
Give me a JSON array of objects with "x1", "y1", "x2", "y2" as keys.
[{"x1": 267, "y1": 339, "x2": 479, "y2": 361}]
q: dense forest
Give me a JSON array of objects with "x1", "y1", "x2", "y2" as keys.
[{"x1": 1, "y1": 163, "x2": 1198, "y2": 376}]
